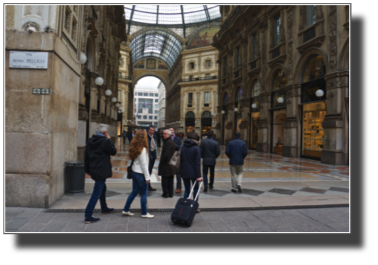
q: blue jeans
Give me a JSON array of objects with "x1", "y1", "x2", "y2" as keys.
[
  {"x1": 85, "y1": 180, "x2": 108, "y2": 218},
  {"x1": 183, "y1": 178, "x2": 199, "y2": 202},
  {"x1": 123, "y1": 171, "x2": 149, "y2": 215}
]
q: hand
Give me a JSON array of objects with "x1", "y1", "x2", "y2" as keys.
[
  {"x1": 85, "y1": 173, "x2": 91, "y2": 178},
  {"x1": 196, "y1": 177, "x2": 202, "y2": 182},
  {"x1": 145, "y1": 180, "x2": 150, "y2": 184},
  {"x1": 104, "y1": 132, "x2": 110, "y2": 139}
]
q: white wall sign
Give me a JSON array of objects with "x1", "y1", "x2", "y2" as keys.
[{"x1": 9, "y1": 51, "x2": 48, "y2": 69}]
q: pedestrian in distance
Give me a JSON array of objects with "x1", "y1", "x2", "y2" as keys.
[
  {"x1": 147, "y1": 125, "x2": 157, "y2": 191},
  {"x1": 122, "y1": 130, "x2": 127, "y2": 145},
  {"x1": 169, "y1": 127, "x2": 183, "y2": 193},
  {"x1": 158, "y1": 129, "x2": 176, "y2": 198},
  {"x1": 225, "y1": 132, "x2": 248, "y2": 193},
  {"x1": 180, "y1": 131, "x2": 202, "y2": 213},
  {"x1": 199, "y1": 130, "x2": 220, "y2": 192},
  {"x1": 84, "y1": 124, "x2": 117, "y2": 224},
  {"x1": 122, "y1": 129, "x2": 154, "y2": 218},
  {"x1": 128, "y1": 130, "x2": 135, "y2": 144}
]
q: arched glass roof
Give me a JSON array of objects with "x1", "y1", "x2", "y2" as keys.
[
  {"x1": 129, "y1": 30, "x2": 182, "y2": 68},
  {"x1": 124, "y1": 5, "x2": 221, "y2": 26}
]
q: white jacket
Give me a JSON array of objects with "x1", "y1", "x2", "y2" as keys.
[{"x1": 131, "y1": 147, "x2": 150, "y2": 181}]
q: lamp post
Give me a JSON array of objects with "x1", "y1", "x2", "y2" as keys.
[
  {"x1": 316, "y1": 89, "x2": 324, "y2": 98},
  {"x1": 80, "y1": 52, "x2": 87, "y2": 64}
]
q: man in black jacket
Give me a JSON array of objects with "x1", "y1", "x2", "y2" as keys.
[
  {"x1": 84, "y1": 124, "x2": 117, "y2": 223},
  {"x1": 158, "y1": 129, "x2": 176, "y2": 197},
  {"x1": 147, "y1": 125, "x2": 157, "y2": 191},
  {"x1": 169, "y1": 128, "x2": 183, "y2": 193},
  {"x1": 199, "y1": 130, "x2": 220, "y2": 191}
]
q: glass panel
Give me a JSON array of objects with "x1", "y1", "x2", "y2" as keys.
[
  {"x1": 184, "y1": 10, "x2": 207, "y2": 23},
  {"x1": 208, "y1": 6, "x2": 221, "y2": 19},
  {"x1": 275, "y1": 15, "x2": 281, "y2": 46},
  {"x1": 134, "y1": 5, "x2": 157, "y2": 13},
  {"x1": 272, "y1": 70, "x2": 282, "y2": 91},
  {"x1": 201, "y1": 111, "x2": 211, "y2": 118},
  {"x1": 188, "y1": 93, "x2": 193, "y2": 104},
  {"x1": 185, "y1": 111, "x2": 195, "y2": 118},
  {"x1": 159, "y1": 5, "x2": 182, "y2": 14},
  {"x1": 132, "y1": 10, "x2": 157, "y2": 24},
  {"x1": 306, "y1": 5, "x2": 316, "y2": 27},
  {"x1": 158, "y1": 14, "x2": 183, "y2": 24}
]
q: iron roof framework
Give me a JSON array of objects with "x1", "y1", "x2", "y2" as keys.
[{"x1": 129, "y1": 30, "x2": 182, "y2": 68}]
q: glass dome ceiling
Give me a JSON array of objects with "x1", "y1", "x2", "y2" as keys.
[{"x1": 124, "y1": 5, "x2": 221, "y2": 26}]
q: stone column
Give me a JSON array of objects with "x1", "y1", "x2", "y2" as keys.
[{"x1": 89, "y1": 72, "x2": 99, "y2": 137}]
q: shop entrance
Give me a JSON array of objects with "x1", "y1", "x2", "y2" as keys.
[
  {"x1": 201, "y1": 111, "x2": 212, "y2": 135},
  {"x1": 185, "y1": 111, "x2": 195, "y2": 133},
  {"x1": 249, "y1": 112, "x2": 260, "y2": 149},
  {"x1": 271, "y1": 110, "x2": 286, "y2": 154}
]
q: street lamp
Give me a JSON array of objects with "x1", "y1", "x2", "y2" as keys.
[
  {"x1": 111, "y1": 97, "x2": 117, "y2": 103},
  {"x1": 105, "y1": 89, "x2": 112, "y2": 96},
  {"x1": 95, "y1": 77, "x2": 104, "y2": 86},
  {"x1": 234, "y1": 107, "x2": 239, "y2": 112},
  {"x1": 277, "y1": 97, "x2": 284, "y2": 104},
  {"x1": 221, "y1": 110, "x2": 225, "y2": 114},
  {"x1": 251, "y1": 103, "x2": 257, "y2": 109},
  {"x1": 316, "y1": 89, "x2": 324, "y2": 98},
  {"x1": 80, "y1": 52, "x2": 87, "y2": 64},
  {"x1": 116, "y1": 102, "x2": 121, "y2": 108}
]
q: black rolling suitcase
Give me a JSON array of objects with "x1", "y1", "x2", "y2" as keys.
[{"x1": 171, "y1": 181, "x2": 202, "y2": 227}]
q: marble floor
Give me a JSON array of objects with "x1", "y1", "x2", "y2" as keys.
[{"x1": 94, "y1": 138, "x2": 349, "y2": 183}]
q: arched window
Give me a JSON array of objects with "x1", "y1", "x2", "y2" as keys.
[
  {"x1": 185, "y1": 111, "x2": 195, "y2": 118},
  {"x1": 272, "y1": 69, "x2": 283, "y2": 91},
  {"x1": 201, "y1": 111, "x2": 211, "y2": 118},
  {"x1": 251, "y1": 80, "x2": 261, "y2": 97},
  {"x1": 302, "y1": 55, "x2": 326, "y2": 83}
]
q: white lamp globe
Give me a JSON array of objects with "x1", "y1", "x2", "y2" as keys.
[
  {"x1": 234, "y1": 107, "x2": 238, "y2": 112},
  {"x1": 80, "y1": 52, "x2": 87, "y2": 64},
  {"x1": 277, "y1": 97, "x2": 284, "y2": 104},
  {"x1": 112, "y1": 97, "x2": 117, "y2": 102},
  {"x1": 315, "y1": 89, "x2": 324, "y2": 98},
  {"x1": 105, "y1": 89, "x2": 112, "y2": 96},
  {"x1": 221, "y1": 110, "x2": 225, "y2": 114},
  {"x1": 116, "y1": 103, "x2": 120, "y2": 108},
  {"x1": 252, "y1": 103, "x2": 257, "y2": 109},
  {"x1": 95, "y1": 77, "x2": 104, "y2": 86}
]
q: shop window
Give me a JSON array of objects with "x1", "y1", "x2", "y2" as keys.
[{"x1": 303, "y1": 102, "x2": 326, "y2": 158}]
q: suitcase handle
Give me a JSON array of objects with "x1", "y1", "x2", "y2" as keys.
[{"x1": 188, "y1": 180, "x2": 203, "y2": 201}]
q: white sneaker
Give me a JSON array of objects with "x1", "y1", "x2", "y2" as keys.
[
  {"x1": 122, "y1": 211, "x2": 134, "y2": 216},
  {"x1": 141, "y1": 212, "x2": 155, "y2": 218}
]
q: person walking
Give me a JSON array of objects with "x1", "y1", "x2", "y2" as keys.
[
  {"x1": 169, "y1": 128, "x2": 183, "y2": 193},
  {"x1": 225, "y1": 132, "x2": 248, "y2": 193},
  {"x1": 122, "y1": 129, "x2": 154, "y2": 218},
  {"x1": 147, "y1": 125, "x2": 157, "y2": 191},
  {"x1": 199, "y1": 130, "x2": 220, "y2": 192},
  {"x1": 158, "y1": 129, "x2": 176, "y2": 198},
  {"x1": 180, "y1": 131, "x2": 202, "y2": 213},
  {"x1": 122, "y1": 130, "x2": 127, "y2": 145},
  {"x1": 128, "y1": 130, "x2": 135, "y2": 144},
  {"x1": 84, "y1": 124, "x2": 117, "y2": 223}
]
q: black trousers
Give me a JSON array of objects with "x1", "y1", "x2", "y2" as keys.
[
  {"x1": 123, "y1": 137, "x2": 126, "y2": 144},
  {"x1": 203, "y1": 165, "x2": 215, "y2": 187},
  {"x1": 161, "y1": 176, "x2": 174, "y2": 196}
]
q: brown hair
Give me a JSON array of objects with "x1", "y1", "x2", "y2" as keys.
[{"x1": 129, "y1": 129, "x2": 148, "y2": 160}]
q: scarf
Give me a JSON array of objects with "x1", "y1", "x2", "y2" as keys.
[{"x1": 149, "y1": 134, "x2": 156, "y2": 152}]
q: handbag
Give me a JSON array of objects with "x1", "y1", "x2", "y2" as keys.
[
  {"x1": 127, "y1": 159, "x2": 134, "y2": 179},
  {"x1": 169, "y1": 147, "x2": 181, "y2": 173}
]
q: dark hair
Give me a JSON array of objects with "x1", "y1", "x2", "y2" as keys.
[
  {"x1": 235, "y1": 132, "x2": 241, "y2": 138},
  {"x1": 148, "y1": 125, "x2": 155, "y2": 130},
  {"x1": 187, "y1": 131, "x2": 199, "y2": 141},
  {"x1": 207, "y1": 130, "x2": 214, "y2": 136}
]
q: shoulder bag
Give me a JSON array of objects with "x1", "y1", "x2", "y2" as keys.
[
  {"x1": 169, "y1": 147, "x2": 181, "y2": 173},
  {"x1": 127, "y1": 159, "x2": 134, "y2": 179}
]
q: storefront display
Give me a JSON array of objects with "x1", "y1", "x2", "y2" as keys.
[
  {"x1": 250, "y1": 112, "x2": 260, "y2": 149},
  {"x1": 302, "y1": 102, "x2": 326, "y2": 158}
]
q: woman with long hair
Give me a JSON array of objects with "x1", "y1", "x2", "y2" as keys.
[{"x1": 122, "y1": 129, "x2": 154, "y2": 218}]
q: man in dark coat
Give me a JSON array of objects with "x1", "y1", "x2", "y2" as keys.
[
  {"x1": 127, "y1": 130, "x2": 135, "y2": 143},
  {"x1": 158, "y1": 129, "x2": 176, "y2": 197},
  {"x1": 147, "y1": 125, "x2": 157, "y2": 191},
  {"x1": 84, "y1": 124, "x2": 117, "y2": 223},
  {"x1": 169, "y1": 128, "x2": 183, "y2": 193},
  {"x1": 225, "y1": 132, "x2": 248, "y2": 193},
  {"x1": 199, "y1": 130, "x2": 220, "y2": 192}
]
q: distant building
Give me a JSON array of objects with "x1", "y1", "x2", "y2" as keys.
[
  {"x1": 157, "y1": 81, "x2": 166, "y2": 129},
  {"x1": 134, "y1": 87, "x2": 159, "y2": 127}
]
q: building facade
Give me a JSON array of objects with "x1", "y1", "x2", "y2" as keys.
[
  {"x1": 157, "y1": 81, "x2": 166, "y2": 129},
  {"x1": 5, "y1": 5, "x2": 126, "y2": 207},
  {"x1": 212, "y1": 5, "x2": 349, "y2": 165},
  {"x1": 134, "y1": 88, "x2": 159, "y2": 127}
]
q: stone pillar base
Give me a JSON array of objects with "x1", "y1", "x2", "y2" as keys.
[
  {"x1": 282, "y1": 146, "x2": 297, "y2": 157},
  {"x1": 6, "y1": 174, "x2": 50, "y2": 208},
  {"x1": 321, "y1": 150, "x2": 346, "y2": 165}
]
